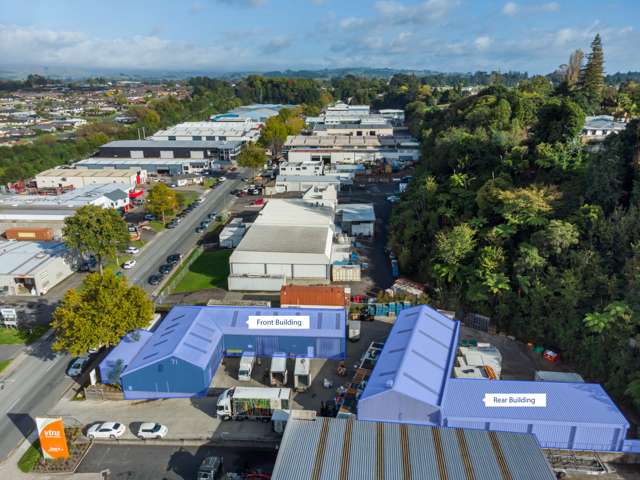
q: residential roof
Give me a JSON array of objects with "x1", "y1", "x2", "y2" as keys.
[
  {"x1": 358, "y1": 305, "x2": 460, "y2": 421},
  {"x1": 0, "y1": 240, "x2": 68, "y2": 276},
  {"x1": 337, "y1": 203, "x2": 376, "y2": 222},
  {"x1": 100, "y1": 139, "x2": 242, "y2": 149},
  {"x1": 122, "y1": 305, "x2": 346, "y2": 376},
  {"x1": 280, "y1": 285, "x2": 347, "y2": 307},
  {"x1": 272, "y1": 417, "x2": 555, "y2": 480},
  {"x1": 584, "y1": 115, "x2": 627, "y2": 131},
  {"x1": 443, "y1": 379, "x2": 629, "y2": 428}
]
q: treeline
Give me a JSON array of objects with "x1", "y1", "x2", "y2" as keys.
[{"x1": 388, "y1": 35, "x2": 640, "y2": 414}]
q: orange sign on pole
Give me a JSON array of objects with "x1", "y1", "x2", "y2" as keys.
[{"x1": 36, "y1": 417, "x2": 69, "y2": 460}]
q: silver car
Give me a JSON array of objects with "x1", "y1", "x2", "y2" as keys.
[{"x1": 137, "y1": 422, "x2": 168, "y2": 439}]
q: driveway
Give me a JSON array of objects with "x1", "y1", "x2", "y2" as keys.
[{"x1": 77, "y1": 444, "x2": 277, "y2": 480}]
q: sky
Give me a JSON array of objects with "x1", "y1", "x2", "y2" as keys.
[{"x1": 0, "y1": 0, "x2": 638, "y2": 74}]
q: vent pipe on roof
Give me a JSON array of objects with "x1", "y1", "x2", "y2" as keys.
[{"x1": 385, "y1": 379, "x2": 394, "y2": 388}]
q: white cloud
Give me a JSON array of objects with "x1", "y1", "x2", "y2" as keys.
[
  {"x1": 339, "y1": 17, "x2": 366, "y2": 30},
  {"x1": 374, "y1": 0, "x2": 458, "y2": 25},
  {"x1": 214, "y1": 0, "x2": 265, "y2": 7},
  {"x1": 503, "y1": 2, "x2": 560, "y2": 16},
  {"x1": 261, "y1": 36, "x2": 292, "y2": 54},
  {"x1": 474, "y1": 35, "x2": 492, "y2": 50}
]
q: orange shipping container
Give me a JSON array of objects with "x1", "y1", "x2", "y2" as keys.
[
  {"x1": 280, "y1": 285, "x2": 347, "y2": 309},
  {"x1": 4, "y1": 227, "x2": 54, "y2": 241}
]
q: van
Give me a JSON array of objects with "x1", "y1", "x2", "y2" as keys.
[{"x1": 238, "y1": 352, "x2": 256, "y2": 381}]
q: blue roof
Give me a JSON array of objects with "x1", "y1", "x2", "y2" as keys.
[
  {"x1": 123, "y1": 305, "x2": 346, "y2": 376},
  {"x1": 359, "y1": 305, "x2": 460, "y2": 410},
  {"x1": 443, "y1": 379, "x2": 629, "y2": 428},
  {"x1": 99, "y1": 330, "x2": 153, "y2": 382}
]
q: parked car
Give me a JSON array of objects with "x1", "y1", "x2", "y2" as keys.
[
  {"x1": 386, "y1": 195, "x2": 400, "y2": 203},
  {"x1": 126, "y1": 246, "x2": 140, "y2": 255},
  {"x1": 144, "y1": 213, "x2": 156, "y2": 221},
  {"x1": 123, "y1": 259, "x2": 136, "y2": 269},
  {"x1": 195, "y1": 226, "x2": 205, "y2": 233},
  {"x1": 200, "y1": 220, "x2": 210, "y2": 228},
  {"x1": 167, "y1": 254, "x2": 182, "y2": 265},
  {"x1": 197, "y1": 456, "x2": 223, "y2": 480},
  {"x1": 218, "y1": 176, "x2": 227, "y2": 182},
  {"x1": 148, "y1": 274, "x2": 162, "y2": 286},
  {"x1": 137, "y1": 422, "x2": 168, "y2": 439},
  {"x1": 66, "y1": 356, "x2": 89, "y2": 377},
  {"x1": 230, "y1": 189, "x2": 240, "y2": 196},
  {"x1": 206, "y1": 213, "x2": 216, "y2": 220},
  {"x1": 159, "y1": 263, "x2": 173, "y2": 275},
  {"x1": 86, "y1": 422, "x2": 126, "y2": 440},
  {"x1": 166, "y1": 221, "x2": 177, "y2": 229}
]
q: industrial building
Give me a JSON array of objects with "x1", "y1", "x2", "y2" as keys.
[
  {"x1": 284, "y1": 135, "x2": 421, "y2": 166},
  {"x1": 228, "y1": 199, "x2": 336, "y2": 292},
  {"x1": 97, "y1": 139, "x2": 242, "y2": 163},
  {"x1": 213, "y1": 104, "x2": 296, "y2": 123},
  {"x1": 0, "y1": 182, "x2": 133, "y2": 236},
  {"x1": 356, "y1": 305, "x2": 632, "y2": 453},
  {"x1": 34, "y1": 167, "x2": 145, "y2": 190},
  {"x1": 151, "y1": 120, "x2": 260, "y2": 143},
  {"x1": 0, "y1": 241, "x2": 74, "y2": 296},
  {"x1": 75, "y1": 157, "x2": 210, "y2": 176},
  {"x1": 274, "y1": 174, "x2": 345, "y2": 194},
  {"x1": 311, "y1": 123, "x2": 394, "y2": 137},
  {"x1": 99, "y1": 330, "x2": 153, "y2": 384},
  {"x1": 337, "y1": 203, "x2": 375, "y2": 237},
  {"x1": 278, "y1": 161, "x2": 323, "y2": 176},
  {"x1": 272, "y1": 417, "x2": 555, "y2": 480},
  {"x1": 103, "y1": 305, "x2": 346, "y2": 399}
]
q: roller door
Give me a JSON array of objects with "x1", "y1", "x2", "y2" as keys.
[
  {"x1": 293, "y1": 264, "x2": 327, "y2": 278},
  {"x1": 266, "y1": 264, "x2": 292, "y2": 276},
  {"x1": 231, "y1": 263, "x2": 264, "y2": 275}
]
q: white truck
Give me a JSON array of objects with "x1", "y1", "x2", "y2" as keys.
[
  {"x1": 270, "y1": 353, "x2": 288, "y2": 387},
  {"x1": 294, "y1": 357, "x2": 311, "y2": 392},
  {"x1": 216, "y1": 387, "x2": 292, "y2": 421},
  {"x1": 238, "y1": 351, "x2": 256, "y2": 381}
]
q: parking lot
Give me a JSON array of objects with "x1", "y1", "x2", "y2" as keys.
[{"x1": 77, "y1": 444, "x2": 277, "y2": 480}]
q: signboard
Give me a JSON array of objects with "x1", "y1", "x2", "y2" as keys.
[
  {"x1": 36, "y1": 417, "x2": 69, "y2": 460},
  {"x1": 0, "y1": 308, "x2": 17, "y2": 328}
]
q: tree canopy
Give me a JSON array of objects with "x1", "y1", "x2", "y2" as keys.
[
  {"x1": 237, "y1": 143, "x2": 267, "y2": 175},
  {"x1": 52, "y1": 270, "x2": 153, "y2": 356},
  {"x1": 62, "y1": 205, "x2": 129, "y2": 273},
  {"x1": 146, "y1": 183, "x2": 178, "y2": 223}
]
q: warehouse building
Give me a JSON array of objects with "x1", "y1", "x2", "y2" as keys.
[
  {"x1": 108, "y1": 305, "x2": 346, "y2": 399},
  {"x1": 356, "y1": 305, "x2": 632, "y2": 452},
  {"x1": 274, "y1": 174, "x2": 345, "y2": 194},
  {"x1": 228, "y1": 199, "x2": 336, "y2": 292},
  {"x1": 98, "y1": 330, "x2": 153, "y2": 384},
  {"x1": 0, "y1": 183, "x2": 132, "y2": 236},
  {"x1": 97, "y1": 139, "x2": 242, "y2": 163},
  {"x1": 0, "y1": 241, "x2": 74, "y2": 296},
  {"x1": 75, "y1": 157, "x2": 210, "y2": 176},
  {"x1": 311, "y1": 122, "x2": 394, "y2": 137},
  {"x1": 272, "y1": 417, "x2": 555, "y2": 480},
  {"x1": 337, "y1": 203, "x2": 375, "y2": 237},
  {"x1": 35, "y1": 167, "x2": 145, "y2": 190},
  {"x1": 284, "y1": 135, "x2": 421, "y2": 166},
  {"x1": 151, "y1": 120, "x2": 260, "y2": 143},
  {"x1": 213, "y1": 104, "x2": 296, "y2": 123}
]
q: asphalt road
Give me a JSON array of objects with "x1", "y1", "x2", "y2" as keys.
[
  {"x1": 0, "y1": 334, "x2": 73, "y2": 461},
  {"x1": 124, "y1": 173, "x2": 244, "y2": 294},
  {"x1": 77, "y1": 444, "x2": 277, "y2": 480}
]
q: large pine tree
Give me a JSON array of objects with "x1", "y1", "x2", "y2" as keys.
[{"x1": 579, "y1": 34, "x2": 605, "y2": 109}]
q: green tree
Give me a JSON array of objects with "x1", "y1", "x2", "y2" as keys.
[
  {"x1": 146, "y1": 183, "x2": 178, "y2": 224},
  {"x1": 497, "y1": 186, "x2": 560, "y2": 228},
  {"x1": 62, "y1": 205, "x2": 129, "y2": 274},
  {"x1": 583, "y1": 301, "x2": 632, "y2": 334},
  {"x1": 51, "y1": 271, "x2": 153, "y2": 356},
  {"x1": 237, "y1": 143, "x2": 267, "y2": 178},
  {"x1": 579, "y1": 34, "x2": 605, "y2": 110},
  {"x1": 533, "y1": 97, "x2": 585, "y2": 144},
  {"x1": 260, "y1": 117, "x2": 288, "y2": 158}
]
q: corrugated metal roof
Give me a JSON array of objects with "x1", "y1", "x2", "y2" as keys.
[
  {"x1": 443, "y1": 379, "x2": 629, "y2": 428},
  {"x1": 280, "y1": 285, "x2": 346, "y2": 307},
  {"x1": 0, "y1": 240, "x2": 68, "y2": 276},
  {"x1": 122, "y1": 305, "x2": 346, "y2": 376},
  {"x1": 358, "y1": 305, "x2": 460, "y2": 413},
  {"x1": 272, "y1": 418, "x2": 555, "y2": 480},
  {"x1": 100, "y1": 139, "x2": 242, "y2": 149},
  {"x1": 99, "y1": 330, "x2": 153, "y2": 383}
]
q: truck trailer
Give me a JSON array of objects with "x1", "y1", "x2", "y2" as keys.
[
  {"x1": 238, "y1": 351, "x2": 256, "y2": 381},
  {"x1": 294, "y1": 357, "x2": 311, "y2": 392},
  {"x1": 270, "y1": 353, "x2": 288, "y2": 387},
  {"x1": 216, "y1": 387, "x2": 292, "y2": 421}
]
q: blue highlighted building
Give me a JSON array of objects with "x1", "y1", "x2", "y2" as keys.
[
  {"x1": 102, "y1": 305, "x2": 346, "y2": 400},
  {"x1": 356, "y1": 305, "x2": 631, "y2": 452}
]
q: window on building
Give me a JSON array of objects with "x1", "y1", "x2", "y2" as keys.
[
  {"x1": 168, "y1": 136, "x2": 176, "y2": 141},
  {"x1": 193, "y1": 135, "x2": 202, "y2": 141},
  {"x1": 206, "y1": 136, "x2": 215, "y2": 141}
]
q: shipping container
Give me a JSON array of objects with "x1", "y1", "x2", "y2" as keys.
[
  {"x1": 332, "y1": 264, "x2": 361, "y2": 282},
  {"x1": 4, "y1": 227, "x2": 54, "y2": 241}
]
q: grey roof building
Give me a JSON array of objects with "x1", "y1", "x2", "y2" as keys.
[{"x1": 272, "y1": 417, "x2": 555, "y2": 480}]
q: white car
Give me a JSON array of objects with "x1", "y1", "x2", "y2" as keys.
[
  {"x1": 87, "y1": 422, "x2": 126, "y2": 440},
  {"x1": 386, "y1": 195, "x2": 400, "y2": 203},
  {"x1": 123, "y1": 259, "x2": 136, "y2": 269},
  {"x1": 218, "y1": 176, "x2": 227, "y2": 182},
  {"x1": 66, "y1": 356, "x2": 89, "y2": 377},
  {"x1": 126, "y1": 246, "x2": 140, "y2": 255},
  {"x1": 137, "y1": 422, "x2": 168, "y2": 439}
]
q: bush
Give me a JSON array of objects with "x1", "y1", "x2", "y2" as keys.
[{"x1": 18, "y1": 441, "x2": 42, "y2": 473}]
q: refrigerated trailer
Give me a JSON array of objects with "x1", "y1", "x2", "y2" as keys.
[
  {"x1": 294, "y1": 357, "x2": 311, "y2": 392},
  {"x1": 216, "y1": 387, "x2": 292, "y2": 421},
  {"x1": 270, "y1": 354, "x2": 288, "y2": 387}
]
